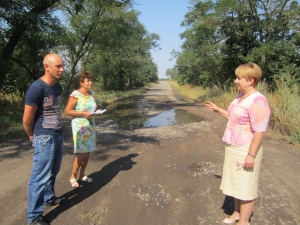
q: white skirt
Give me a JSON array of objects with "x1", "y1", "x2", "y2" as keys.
[{"x1": 220, "y1": 144, "x2": 263, "y2": 200}]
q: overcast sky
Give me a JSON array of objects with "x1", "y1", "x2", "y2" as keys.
[{"x1": 134, "y1": 0, "x2": 191, "y2": 79}]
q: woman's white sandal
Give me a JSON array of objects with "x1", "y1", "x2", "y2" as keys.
[
  {"x1": 80, "y1": 176, "x2": 93, "y2": 182},
  {"x1": 70, "y1": 178, "x2": 79, "y2": 188},
  {"x1": 222, "y1": 217, "x2": 239, "y2": 224}
]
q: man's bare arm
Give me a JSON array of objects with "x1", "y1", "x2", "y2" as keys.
[{"x1": 23, "y1": 105, "x2": 38, "y2": 139}]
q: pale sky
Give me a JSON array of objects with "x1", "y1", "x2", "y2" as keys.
[{"x1": 134, "y1": 0, "x2": 191, "y2": 79}]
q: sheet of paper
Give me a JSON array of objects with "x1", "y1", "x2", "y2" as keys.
[{"x1": 93, "y1": 109, "x2": 106, "y2": 114}]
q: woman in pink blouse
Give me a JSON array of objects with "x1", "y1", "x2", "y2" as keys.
[{"x1": 205, "y1": 62, "x2": 270, "y2": 225}]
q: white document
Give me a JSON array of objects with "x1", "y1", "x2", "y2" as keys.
[{"x1": 93, "y1": 109, "x2": 106, "y2": 114}]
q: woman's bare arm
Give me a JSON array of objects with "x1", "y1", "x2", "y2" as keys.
[
  {"x1": 65, "y1": 96, "x2": 91, "y2": 119},
  {"x1": 204, "y1": 101, "x2": 228, "y2": 120}
]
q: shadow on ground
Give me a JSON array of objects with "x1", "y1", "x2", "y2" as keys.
[
  {"x1": 221, "y1": 195, "x2": 234, "y2": 215},
  {"x1": 44, "y1": 153, "x2": 138, "y2": 224}
]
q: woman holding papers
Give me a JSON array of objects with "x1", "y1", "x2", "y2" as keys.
[{"x1": 65, "y1": 71, "x2": 98, "y2": 188}]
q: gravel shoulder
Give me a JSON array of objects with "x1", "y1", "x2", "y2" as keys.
[{"x1": 0, "y1": 81, "x2": 299, "y2": 225}]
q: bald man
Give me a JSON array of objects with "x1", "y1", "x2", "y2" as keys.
[{"x1": 23, "y1": 54, "x2": 67, "y2": 225}]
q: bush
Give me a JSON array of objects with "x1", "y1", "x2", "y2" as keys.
[{"x1": 266, "y1": 76, "x2": 300, "y2": 144}]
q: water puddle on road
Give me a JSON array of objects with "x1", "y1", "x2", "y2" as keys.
[
  {"x1": 96, "y1": 99, "x2": 203, "y2": 130},
  {"x1": 144, "y1": 109, "x2": 203, "y2": 128}
]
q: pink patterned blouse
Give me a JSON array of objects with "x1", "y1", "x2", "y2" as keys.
[{"x1": 222, "y1": 92, "x2": 271, "y2": 146}]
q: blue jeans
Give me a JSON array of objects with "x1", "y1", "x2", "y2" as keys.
[{"x1": 27, "y1": 134, "x2": 64, "y2": 223}]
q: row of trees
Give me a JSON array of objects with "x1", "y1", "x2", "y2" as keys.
[
  {"x1": 168, "y1": 0, "x2": 300, "y2": 89},
  {"x1": 0, "y1": 0, "x2": 159, "y2": 95}
]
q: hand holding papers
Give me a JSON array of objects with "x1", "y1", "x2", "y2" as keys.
[{"x1": 93, "y1": 109, "x2": 106, "y2": 114}]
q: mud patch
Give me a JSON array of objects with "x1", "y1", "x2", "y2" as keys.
[
  {"x1": 78, "y1": 206, "x2": 111, "y2": 224},
  {"x1": 188, "y1": 162, "x2": 222, "y2": 177},
  {"x1": 128, "y1": 184, "x2": 171, "y2": 209},
  {"x1": 165, "y1": 161, "x2": 222, "y2": 177},
  {"x1": 95, "y1": 121, "x2": 211, "y2": 143}
]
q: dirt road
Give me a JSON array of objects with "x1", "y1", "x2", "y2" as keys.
[{"x1": 0, "y1": 81, "x2": 299, "y2": 225}]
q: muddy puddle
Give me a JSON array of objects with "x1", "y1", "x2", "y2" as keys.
[{"x1": 94, "y1": 99, "x2": 203, "y2": 130}]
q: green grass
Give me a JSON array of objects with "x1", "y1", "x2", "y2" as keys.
[
  {"x1": 0, "y1": 108, "x2": 26, "y2": 142},
  {"x1": 0, "y1": 92, "x2": 26, "y2": 143},
  {"x1": 265, "y1": 80, "x2": 300, "y2": 144},
  {"x1": 168, "y1": 80, "x2": 209, "y2": 102},
  {"x1": 94, "y1": 85, "x2": 150, "y2": 106}
]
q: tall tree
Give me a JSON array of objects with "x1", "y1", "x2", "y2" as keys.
[
  {"x1": 172, "y1": 0, "x2": 300, "y2": 88},
  {"x1": 58, "y1": 0, "x2": 133, "y2": 93},
  {"x1": 86, "y1": 9, "x2": 159, "y2": 90},
  {"x1": 0, "y1": 0, "x2": 61, "y2": 90},
  {"x1": 59, "y1": 0, "x2": 159, "y2": 91}
]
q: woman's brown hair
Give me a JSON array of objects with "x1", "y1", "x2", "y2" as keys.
[{"x1": 79, "y1": 71, "x2": 93, "y2": 83}]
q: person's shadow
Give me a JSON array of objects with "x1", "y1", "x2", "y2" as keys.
[
  {"x1": 44, "y1": 153, "x2": 138, "y2": 224},
  {"x1": 221, "y1": 195, "x2": 234, "y2": 215},
  {"x1": 214, "y1": 175, "x2": 234, "y2": 215},
  {"x1": 221, "y1": 195, "x2": 253, "y2": 222}
]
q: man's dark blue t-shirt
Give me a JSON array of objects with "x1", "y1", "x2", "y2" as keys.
[{"x1": 25, "y1": 78, "x2": 63, "y2": 135}]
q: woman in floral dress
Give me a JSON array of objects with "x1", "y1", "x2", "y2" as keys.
[
  {"x1": 65, "y1": 71, "x2": 97, "y2": 188},
  {"x1": 205, "y1": 63, "x2": 271, "y2": 225}
]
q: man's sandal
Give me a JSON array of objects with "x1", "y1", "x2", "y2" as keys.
[
  {"x1": 80, "y1": 176, "x2": 93, "y2": 182},
  {"x1": 70, "y1": 178, "x2": 79, "y2": 188}
]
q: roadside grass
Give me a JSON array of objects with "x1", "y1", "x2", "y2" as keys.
[
  {"x1": 168, "y1": 80, "x2": 300, "y2": 145},
  {"x1": 0, "y1": 84, "x2": 152, "y2": 144},
  {"x1": 168, "y1": 80, "x2": 208, "y2": 102},
  {"x1": 266, "y1": 80, "x2": 300, "y2": 144},
  {"x1": 0, "y1": 92, "x2": 26, "y2": 143},
  {"x1": 93, "y1": 84, "x2": 151, "y2": 107}
]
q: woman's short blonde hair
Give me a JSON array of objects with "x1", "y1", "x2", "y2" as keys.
[{"x1": 235, "y1": 62, "x2": 262, "y2": 86}]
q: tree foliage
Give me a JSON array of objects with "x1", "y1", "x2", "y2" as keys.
[
  {"x1": 0, "y1": 0, "x2": 159, "y2": 93},
  {"x1": 172, "y1": 0, "x2": 300, "y2": 89},
  {"x1": 0, "y1": 0, "x2": 62, "y2": 92},
  {"x1": 84, "y1": 8, "x2": 159, "y2": 90}
]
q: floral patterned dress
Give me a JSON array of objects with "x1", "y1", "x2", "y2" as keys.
[{"x1": 70, "y1": 90, "x2": 97, "y2": 153}]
